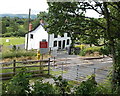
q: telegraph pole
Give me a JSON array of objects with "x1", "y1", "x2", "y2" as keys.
[{"x1": 26, "y1": 8, "x2": 31, "y2": 50}]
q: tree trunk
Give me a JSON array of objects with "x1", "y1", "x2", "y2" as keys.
[{"x1": 103, "y1": 2, "x2": 120, "y2": 93}]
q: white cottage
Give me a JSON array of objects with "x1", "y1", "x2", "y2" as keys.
[{"x1": 25, "y1": 20, "x2": 71, "y2": 50}]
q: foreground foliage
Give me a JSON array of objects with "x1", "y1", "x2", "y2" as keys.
[
  {"x1": 47, "y1": 2, "x2": 120, "y2": 93},
  {"x1": 2, "y1": 68, "x2": 115, "y2": 95}
]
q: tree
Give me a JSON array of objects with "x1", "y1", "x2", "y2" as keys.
[
  {"x1": 47, "y1": 1, "x2": 120, "y2": 93},
  {"x1": 2, "y1": 21, "x2": 7, "y2": 34}
]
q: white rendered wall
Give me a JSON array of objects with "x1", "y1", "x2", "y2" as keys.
[
  {"x1": 49, "y1": 33, "x2": 71, "y2": 50},
  {"x1": 25, "y1": 25, "x2": 71, "y2": 50},
  {"x1": 26, "y1": 25, "x2": 48, "y2": 50}
]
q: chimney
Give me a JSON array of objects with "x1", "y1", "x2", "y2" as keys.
[
  {"x1": 40, "y1": 19, "x2": 44, "y2": 24},
  {"x1": 29, "y1": 23, "x2": 32, "y2": 31}
]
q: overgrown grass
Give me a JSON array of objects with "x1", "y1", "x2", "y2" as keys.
[
  {"x1": 2, "y1": 50, "x2": 36, "y2": 59},
  {"x1": 0, "y1": 37, "x2": 25, "y2": 46},
  {"x1": 1, "y1": 46, "x2": 36, "y2": 59}
]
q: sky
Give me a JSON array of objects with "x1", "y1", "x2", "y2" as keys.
[
  {"x1": 0, "y1": 0, "x2": 48, "y2": 14},
  {"x1": 0, "y1": 0, "x2": 100, "y2": 18}
]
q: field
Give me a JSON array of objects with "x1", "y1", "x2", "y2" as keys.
[{"x1": 0, "y1": 37, "x2": 25, "y2": 46}]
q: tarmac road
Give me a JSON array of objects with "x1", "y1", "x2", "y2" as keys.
[{"x1": 50, "y1": 50, "x2": 112, "y2": 83}]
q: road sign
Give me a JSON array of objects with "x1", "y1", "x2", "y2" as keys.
[
  {"x1": 40, "y1": 41, "x2": 49, "y2": 54},
  {"x1": 40, "y1": 41, "x2": 48, "y2": 48},
  {"x1": 40, "y1": 48, "x2": 49, "y2": 54}
]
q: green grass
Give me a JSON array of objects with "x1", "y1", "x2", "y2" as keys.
[
  {"x1": 2, "y1": 49, "x2": 36, "y2": 59},
  {"x1": 51, "y1": 70, "x2": 67, "y2": 75},
  {"x1": 1, "y1": 45, "x2": 36, "y2": 59},
  {"x1": 0, "y1": 37, "x2": 25, "y2": 46}
]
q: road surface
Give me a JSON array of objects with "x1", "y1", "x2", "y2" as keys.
[{"x1": 50, "y1": 50, "x2": 112, "y2": 83}]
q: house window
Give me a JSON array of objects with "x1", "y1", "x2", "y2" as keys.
[
  {"x1": 67, "y1": 33, "x2": 70, "y2": 37},
  {"x1": 61, "y1": 34, "x2": 64, "y2": 37},
  {"x1": 53, "y1": 41, "x2": 57, "y2": 47},
  {"x1": 67, "y1": 39, "x2": 70, "y2": 45},
  {"x1": 30, "y1": 34, "x2": 33, "y2": 39},
  {"x1": 54, "y1": 34, "x2": 58, "y2": 38}
]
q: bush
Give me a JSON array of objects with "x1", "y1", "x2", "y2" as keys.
[
  {"x1": 2, "y1": 74, "x2": 113, "y2": 95},
  {"x1": 31, "y1": 80, "x2": 56, "y2": 95},
  {"x1": 53, "y1": 76, "x2": 71, "y2": 95},
  {"x1": 80, "y1": 46, "x2": 102, "y2": 56},
  {"x1": 75, "y1": 44, "x2": 86, "y2": 50},
  {"x1": 2, "y1": 68, "x2": 31, "y2": 95},
  {"x1": 74, "y1": 75, "x2": 97, "y2": 95},
  {"x1": 100, "y1": 46, "x2": 111, "y2": 56}
]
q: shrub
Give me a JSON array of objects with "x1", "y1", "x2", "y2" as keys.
[
  {"x1": 80, "y1": 46, "x2": 102, "y2": 56},
  {"x1": 2, "y1": 74, "x2": 113, "y2": 95},
  {"x1": 53, "y1": 76, "x2": 71, "y2": 95},
  {"x1": 2, "y1": 68, "x2": 31, "y2": 95},
  {"x1": 12, "y1": 45, "x2": 17, "y2": 51},
  {"x1": 31, "y1": 80, "x2": 56, "y2": 95},
  {"x1": 100, "y1": 46, "x2": 111, "y2": 56},
  {"x1": 75, "y1": 44, "x2": 86, "y2": 50},
  {"x1": 74, "y1": 75, "x2": 97, "y2": 95}
]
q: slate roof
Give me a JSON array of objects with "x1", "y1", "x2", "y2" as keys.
[{"x1": 27, "y1": 23, "x2": 47, "y2": 33}]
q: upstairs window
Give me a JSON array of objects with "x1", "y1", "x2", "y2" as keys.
[
  {"x1": 53, "y1": 41, "x2": 57, "y2": 47},
  {"x1": 54, "y1": 34, "x2": 58, "y2": 38},
  {"x1": 67, "y1": 39, "x2": 70, "y2": 45},
  {"x1": 30, "y1": 34, "x2": 33, "y2": 39}
]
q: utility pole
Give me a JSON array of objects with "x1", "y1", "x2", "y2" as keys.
[{"x1": 26, "y1": 8, "x2": 31, "y2": 50}]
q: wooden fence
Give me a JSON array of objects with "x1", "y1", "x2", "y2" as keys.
[{"x1": 0, "y1": 58, "x2": 52, "y2": 80}]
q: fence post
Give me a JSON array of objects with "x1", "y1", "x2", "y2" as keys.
[
  {"x1": 54, "y1": 57, "x2": 55, "y2": 66},
  {"x1": 42, "y1": 54, "x2": 43, "y2": 60},
  {"x1": 40, "y1": 60, "x2": 42, "y2": 74},
  {"x1": 13, "y1": 60, "x2": 16, "y2": 76},
  {"x1": 93, "y1": 68, "x2": 96, "y2": 81},
  {"x1": 48, "y1": 58, "x2": 50, "y2": 75},
  {"x1": 76, "y1": 65, "x2": 79, "y2": 80},
  {"x1": 61, "y1": 62, "x2": 64, "y2": 77}
]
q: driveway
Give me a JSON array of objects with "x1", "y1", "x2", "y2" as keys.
[{"x1": 50, "y1": 50, "x2": 112, "y2": 83}]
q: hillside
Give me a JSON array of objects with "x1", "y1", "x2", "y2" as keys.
[{"x1": 0, "y1": 14, "x2": 37, "y2": 19}]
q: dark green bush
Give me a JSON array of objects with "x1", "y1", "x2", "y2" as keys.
[
  {"x1": 100, "y1": 46, "x2": 111, "y2": 56},
  {"x1": 31, "y1": 80, "x2": 56, "y2": 95},
  {"x1": 2, "y1": 74, "x2": 113, "y2": 95},
  {"x1": 11, "y1": 45, "x2": 17, "y2": 51},
  {"x1": 74, "y1": 75, "x2": 112, "y2": 95},
  {"x1": 53, "y1": 76, "x2": 71, "y2": 95},
  {"x1": 2, "y1": 68, "x2": 31, "y2": 95},
  {"x1": 74, "y1": 75, "x2": 97, "y2": 95}
]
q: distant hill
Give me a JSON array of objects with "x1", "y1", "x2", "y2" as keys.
[{"x1": 0, "y1": 14, "x2": 37, "y2": 19}]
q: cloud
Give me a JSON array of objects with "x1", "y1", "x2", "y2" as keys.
[{"x1": 0, "y1": 0, "x2": 48, "y2": 14}]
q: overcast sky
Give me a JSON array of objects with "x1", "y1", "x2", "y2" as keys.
[
  {"x1": 0, "y1": 0, "x2": 101, "y2": 18},
  {"x1": 0, "y1": 0, "x2": 48, "y2": 14}
]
